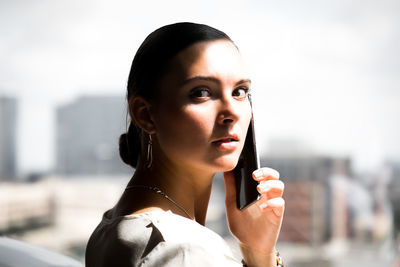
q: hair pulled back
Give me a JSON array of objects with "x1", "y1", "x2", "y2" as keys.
[{"x1": 119, "y1": 22, "x2": 232, "y2": 168}]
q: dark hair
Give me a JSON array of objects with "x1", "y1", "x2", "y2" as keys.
[{"x1": 119, "y1": 22, "x2": 233, "y2": 168}]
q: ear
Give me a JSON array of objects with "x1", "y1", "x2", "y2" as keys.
[{"x1": 129, "y1": 96, "x2": 156, "y2": 134}]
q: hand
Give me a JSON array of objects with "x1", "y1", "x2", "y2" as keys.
[{"x1": 224, "y1": 167, "x2": 285, "y2": 256}]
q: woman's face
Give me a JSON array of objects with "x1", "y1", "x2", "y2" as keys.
[{"x1": 151, "y1": 40, "x2": 252, "y2": 174}]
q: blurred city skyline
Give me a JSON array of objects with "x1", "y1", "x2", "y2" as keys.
[{"x1": 1, "y1": 0, "x2": 399, "y2": 175}]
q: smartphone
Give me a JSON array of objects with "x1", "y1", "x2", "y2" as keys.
[{"x1": 233, "y1": 96, "x2": 260, "y2": 210}]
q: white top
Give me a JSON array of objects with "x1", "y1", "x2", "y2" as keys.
[{"x1": 85, "y1": 209, "x2": 241, "y2": 267}]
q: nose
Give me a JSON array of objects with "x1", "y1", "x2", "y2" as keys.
[{"x1": 216, "y1": 93, "x2": 241, "y2": 125}]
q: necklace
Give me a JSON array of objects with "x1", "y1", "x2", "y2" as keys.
[{"x1": 125, "y1": 185, "x2": 194, "y2": 220}]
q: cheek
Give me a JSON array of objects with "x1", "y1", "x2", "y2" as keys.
[
  {"x1": 174, "y1": 110, "x2": 211, "y2": 141},
  {"x1": 155, "y1": 105, "x2": 214, "y2": 153},
  {"x1": 240, "y1": 104, "x2": 252, "y2": 134},
  {"x1": 237, "y1": 105, "x2": 253, "y2": 151}
]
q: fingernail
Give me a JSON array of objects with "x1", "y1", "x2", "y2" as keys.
[
  {"x1": 257, "y1": 183, "x2": 270, "y2": 192},
  {"x1": 253, "y1": 169, "x2": 262, "y2": 179},
  {"x1": 259, "y1": 203, "x2": 268, "y2": 210}
]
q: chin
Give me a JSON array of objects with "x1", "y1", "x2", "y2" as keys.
[{"x1": 213, "y1": 156, "x2": 239, "y2": 172}]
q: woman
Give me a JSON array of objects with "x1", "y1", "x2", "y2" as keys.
[{"x1": 86, "y1": 22, "x2": 285, "y2": 267}]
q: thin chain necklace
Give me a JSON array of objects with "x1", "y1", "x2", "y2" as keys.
[{"x1": 125, "y1": 185, "x2": 194, "y2": 220}]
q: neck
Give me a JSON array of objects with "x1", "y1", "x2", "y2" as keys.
[{"x1": 130, "y1": 157, "x2": 215, "y2": 225}]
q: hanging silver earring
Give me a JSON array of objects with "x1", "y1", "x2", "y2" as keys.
[{"x1": 146, "y1": 134, "x2": 153, "y2": 168}]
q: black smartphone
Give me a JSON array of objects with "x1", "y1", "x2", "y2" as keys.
[{"x1": 233, "y1": 96, "x2": 260, "y2": 210}]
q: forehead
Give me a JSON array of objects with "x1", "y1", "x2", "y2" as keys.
[{"x1": 165, "y1": 40, "x2": 248, "y2": 85}]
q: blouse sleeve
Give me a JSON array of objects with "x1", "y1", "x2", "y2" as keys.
[
  {"x1": 137, "y1": 241, "x2": 241, "y2": 267},
  {"x1": 86, "y1": 211, "x2": 242, "y2": 267}
]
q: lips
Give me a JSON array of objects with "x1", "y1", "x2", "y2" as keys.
[
  {"x1": 212, "y1": 134, "x2": 240, "y2": 151},
  {"x1": 212, "y1": 134, "x2": 239, "y2": 144}
]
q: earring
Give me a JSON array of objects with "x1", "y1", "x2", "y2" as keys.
[{"x1": 146, "y1": 134, "x2": 153, "y2": 168}]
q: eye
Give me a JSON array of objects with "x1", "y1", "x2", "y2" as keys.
[
  {"x1": 232, "y1": 87, "x2": 249, "y2": 100},
  {"x1": 189, "y1": 87, "x2": 211, "y2": 100}
]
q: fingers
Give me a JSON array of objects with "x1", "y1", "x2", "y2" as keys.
[
  {"x1": 254, "y1": 167, "x2": 284, "y2": 217},
  {"x1": 257, "y1": 180, "x2": 284, "y2": 199},
  {"x1": 259, "y1": 197, "x2": 285, "y2": 217},
  {"x1": 252, "y1": 167, "x2": 280, "y2": 182},
  {"x1": 224, "y1": 167, "x2": 284, "y2": 218}
]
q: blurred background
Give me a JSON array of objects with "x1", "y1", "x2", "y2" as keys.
[{"x1": 1, "y1": 0, "x2": 400, "y2": 266}]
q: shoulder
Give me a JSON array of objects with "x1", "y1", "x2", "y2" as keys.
[
  {"x1": 85, "y1": 210, "x2": 154, "y2": 267},
  {"x1": 86, "y1": 210, "x2": 240, "y2": 267}
]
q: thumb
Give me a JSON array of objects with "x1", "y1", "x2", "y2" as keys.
[{"x1": 223, "y1": 171, "x2": 237, "y2": 210}]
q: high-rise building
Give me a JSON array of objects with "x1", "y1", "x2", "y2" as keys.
[
  {"x1": 387, "y1": 161, "x2": 400, "y2": 236},
  {"x1": 56, "y1": 95, "x2": 131, "y2": 175},
  {"x1": 0, "y1": 96, "x2": 18, "y2": 181},
  {"x1": 262, "y1": 155, "x2": 352, "y2": 244}
]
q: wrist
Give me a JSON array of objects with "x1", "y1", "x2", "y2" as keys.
[{"x1": 240, "y1": 245, "x2": 277, "y2": 267}]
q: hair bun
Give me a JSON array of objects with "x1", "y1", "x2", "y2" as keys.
[{"x1": 119, "y1": 124, "x2": 141, "y2": 168}]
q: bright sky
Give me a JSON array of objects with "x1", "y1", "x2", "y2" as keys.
[{"x1": 0, "y1": 0, "x2": 399, "y2": 175}]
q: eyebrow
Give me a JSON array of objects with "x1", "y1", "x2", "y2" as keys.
[{"x1": 181, "y1": 76, "x2": 251, "y2": 86}]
